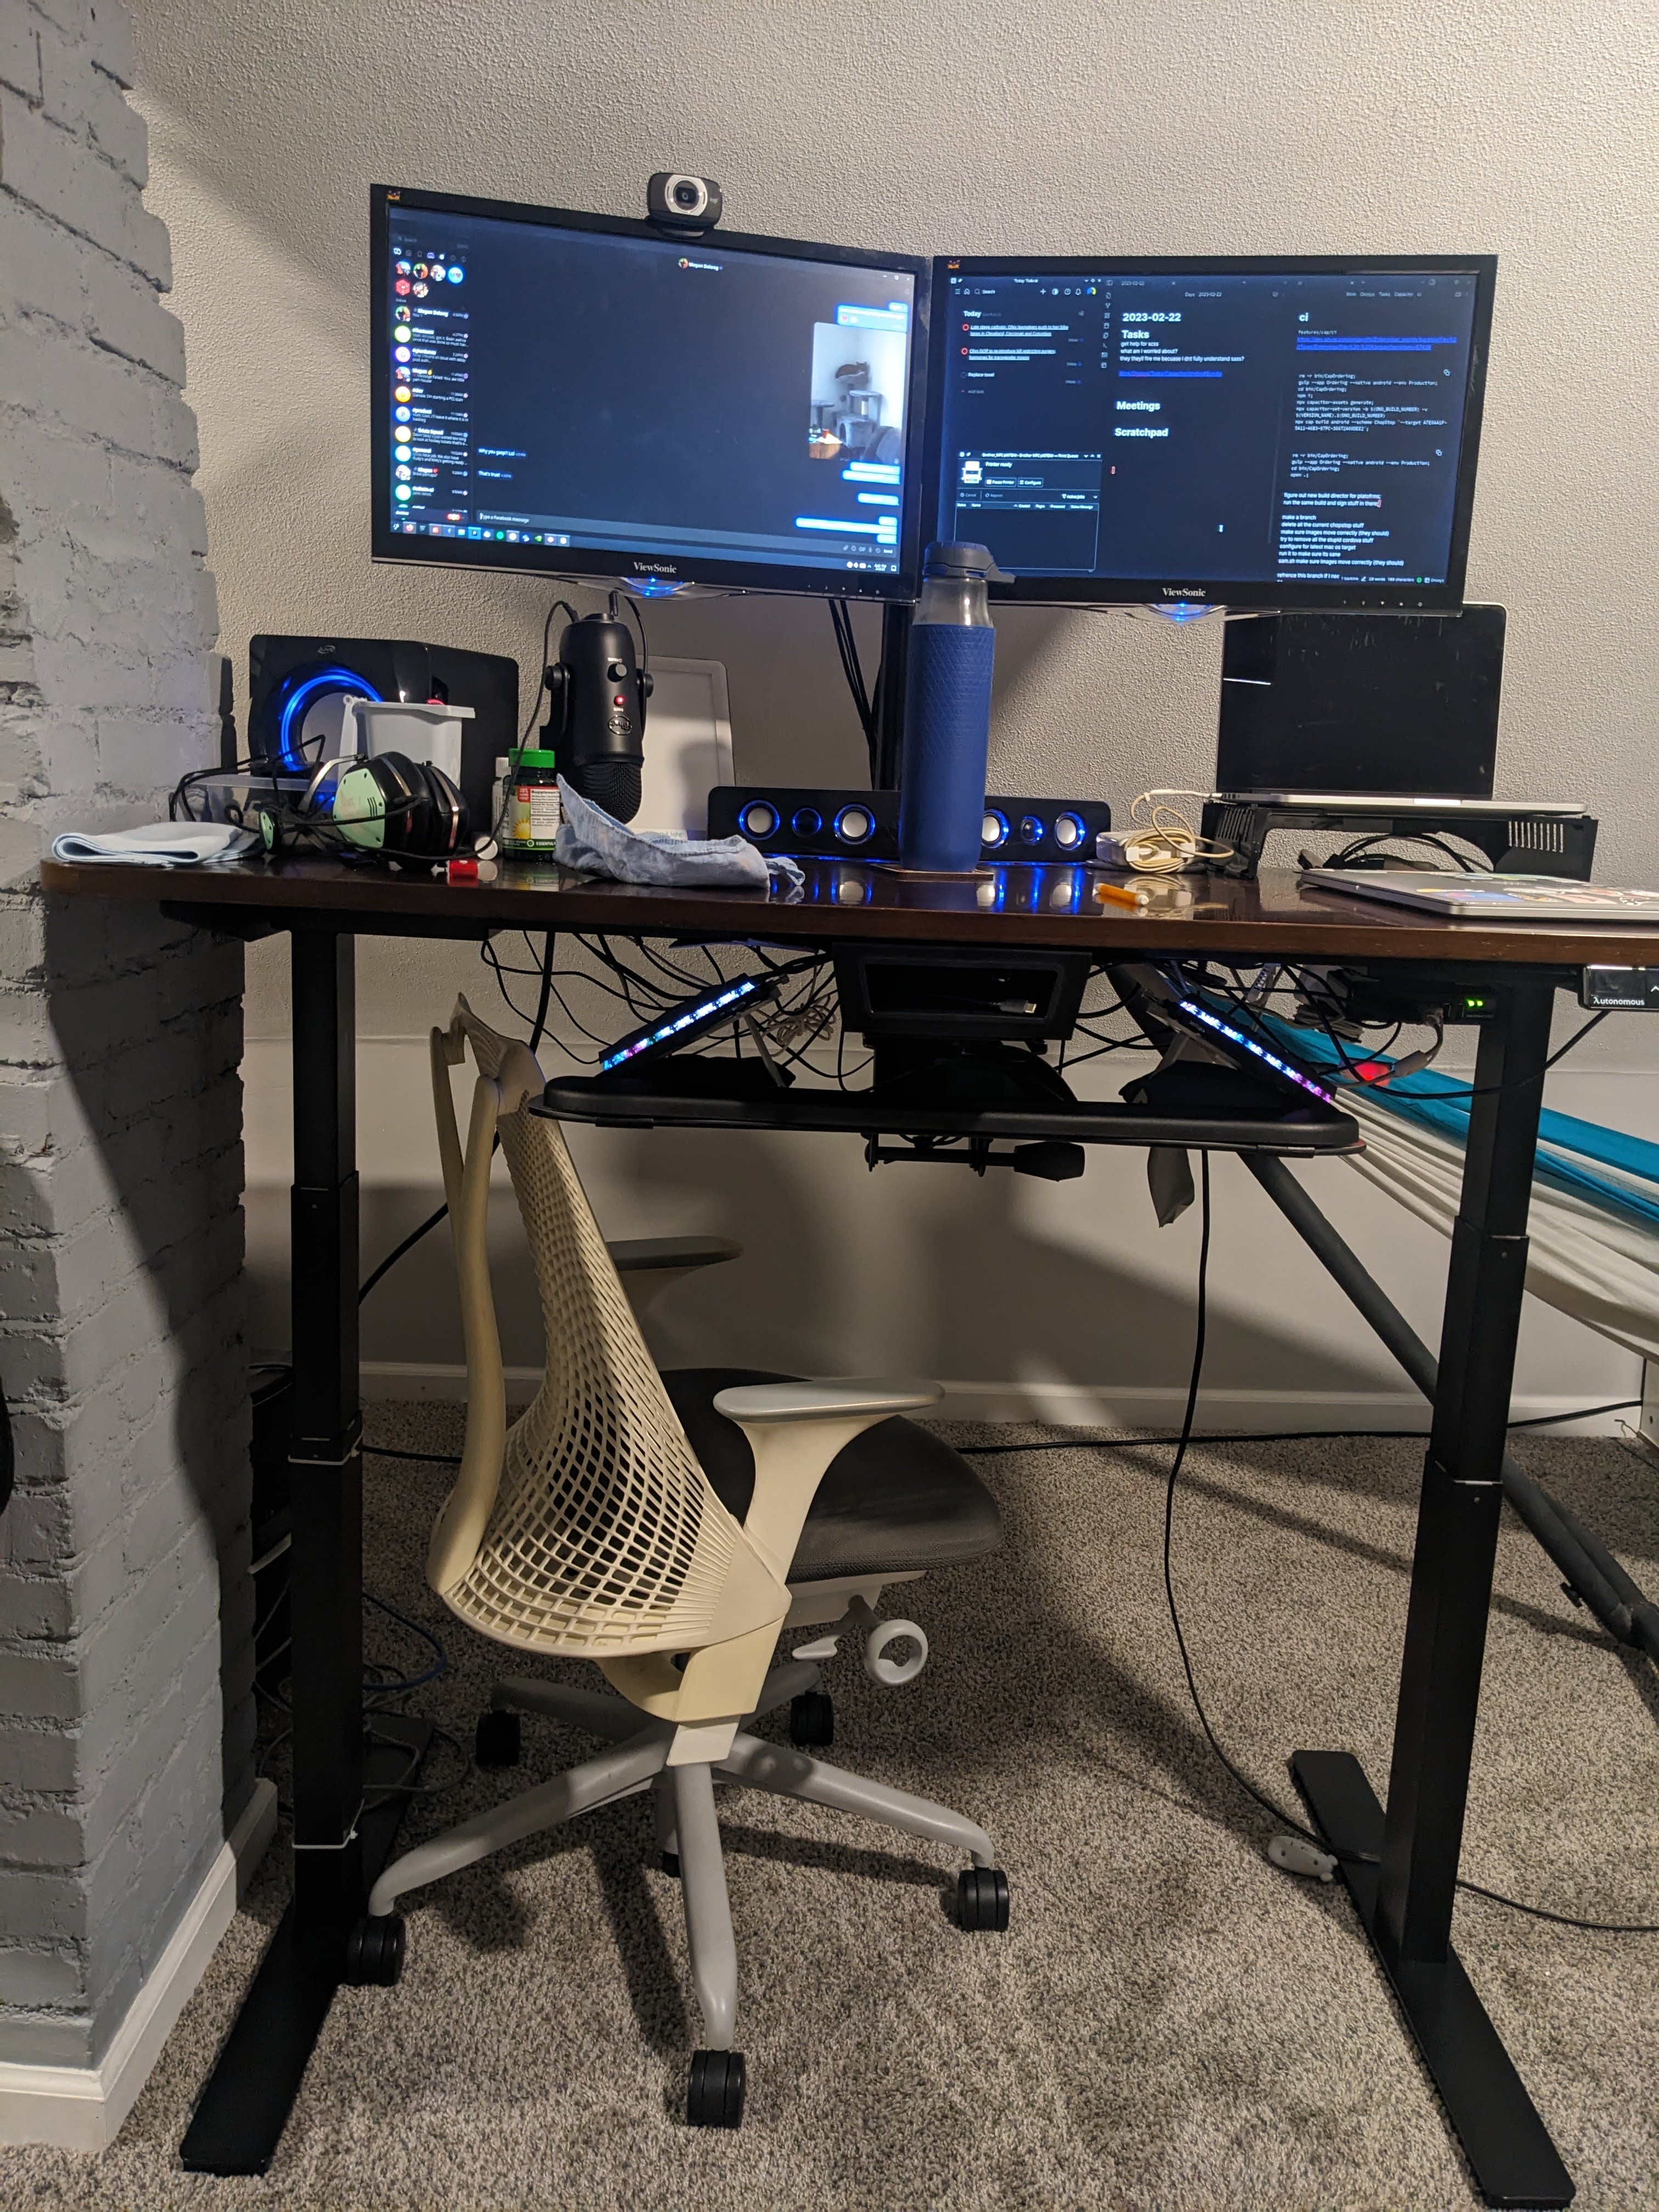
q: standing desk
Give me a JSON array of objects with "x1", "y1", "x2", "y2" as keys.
[{"x1": 40, "y1": 851, "x2": 1658, "y2": 2205}]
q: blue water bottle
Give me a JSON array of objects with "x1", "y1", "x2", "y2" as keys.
[{"x1": 898, "y1": 541, "x2": 1008, "y2": 873}]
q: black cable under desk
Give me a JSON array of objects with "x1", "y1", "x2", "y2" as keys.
[{"x1": 44, "y1": 850, "x2": 1659, "y2": 2206}]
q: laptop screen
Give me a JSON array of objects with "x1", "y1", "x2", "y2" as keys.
[{"x1": 1215, "y1": 606, "x2": 1505, "y2": 799}]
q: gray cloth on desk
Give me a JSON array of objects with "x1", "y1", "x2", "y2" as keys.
[
  {"x1": 554, "y1": 778, "x2": 803, "y2": 895},
  {"x1": 51, "y1": 823, "x2": 259, "y2": 867}
]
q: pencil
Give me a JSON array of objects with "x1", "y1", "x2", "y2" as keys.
[{"x1": 1093, "y1": 879, "x2": 1149, "y2": 911}]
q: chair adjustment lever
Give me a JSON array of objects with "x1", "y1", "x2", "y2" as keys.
[{"x1": 793, "y1": 1598, "x2": 929, "y2": 1687}]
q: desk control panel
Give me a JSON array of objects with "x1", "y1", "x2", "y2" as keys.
[
  {"x1": 1580, "y1": 966, "x2": 1659, "y2": 1010},
  {"x1": 708, "y1": 786, "x2": 1111, "y2": 865}
]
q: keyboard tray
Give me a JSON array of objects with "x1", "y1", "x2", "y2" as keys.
[{"x1": 538, "y1": 1068, "x2": 1360, "y2": 1155}]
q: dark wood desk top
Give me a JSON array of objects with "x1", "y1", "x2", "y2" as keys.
[{"x1": 38, "y1": 853, "x2": 1659, "y2": 972}]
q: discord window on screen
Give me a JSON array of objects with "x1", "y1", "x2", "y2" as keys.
[
  {"x1": 387, "y1": 209, "x2": 915, "y2": 574},
  {"x1": 935, "y1": 270, "x2": 1481, "y2": 585}
]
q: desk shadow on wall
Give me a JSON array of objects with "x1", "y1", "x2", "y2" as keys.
[{"x1": 251, "y1": 1123, "x2": 1391, "y2": 1441}]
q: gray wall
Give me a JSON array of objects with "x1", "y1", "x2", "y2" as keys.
[
  {"x1": 0, "y1": 0, "x2": 251, "y2": 2068},
  {"x1": 130, "y1": 0, "x2": 1658, "y2": 1410}
]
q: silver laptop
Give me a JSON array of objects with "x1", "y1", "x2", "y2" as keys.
[
  {"x1": 1222, "y1": 792, "x2": 1583, "y2": 815},
  {"x1": 1215, "y1": 608, "x2": 1582, "y2": 817},
  {"x1": 1300, "y1": 870, "x2": 1659, "y2": 921}
]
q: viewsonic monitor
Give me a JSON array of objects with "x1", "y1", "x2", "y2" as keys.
[
  {"x1": 924, "y1": 255, "x2": 1497, "y2": 610},
  {"x1": 371, "y1": 185, "x2": 929, "y2": 599}
]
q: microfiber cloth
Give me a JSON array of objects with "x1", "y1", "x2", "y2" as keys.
[
  {"x1": 52, "y1": 823, "x2": 261, "y2": 867},
  {"x1": 554, "y1": 777, "x2": 804, "y2": 896}
]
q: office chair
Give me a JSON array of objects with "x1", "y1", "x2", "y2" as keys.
[{"x1": 357, "y1": 998, "x2": 1007, "y2": 2127}]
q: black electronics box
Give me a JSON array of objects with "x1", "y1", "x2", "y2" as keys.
[
  {"x1": 1216, "y1": 606, "x2": 1506, "y2": 800},
  {"x1": 245, "y1": 635, "x2": 518, "y2": 834},
  {"x1": 834, "y1": 944, "x2": 1092, "y2": 1042},
  {"x1": 709, "y1": 787, "x2": 1111, "y2": 864}
]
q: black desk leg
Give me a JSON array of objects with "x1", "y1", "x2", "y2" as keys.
[
  {"x1": 182, "y1": 929, "x2": 426, "y2": 2176},
  {"x1": 1294, "y1": 982, "x2": 1575, "y2": 2210}
]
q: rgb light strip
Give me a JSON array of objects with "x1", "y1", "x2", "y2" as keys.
[
  {"x1": 599, "y1": 978, "x2": 764, "y2": 1074},
  {"x1": 1176, "y1": 1000, "x2": 1336, "y2": 1105}
]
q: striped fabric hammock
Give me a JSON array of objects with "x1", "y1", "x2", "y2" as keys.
[{"x1": 1245, "y1": 1011, "x2": 1659, "y2": 1364}]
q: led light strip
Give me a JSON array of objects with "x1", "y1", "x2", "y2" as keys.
[
  {"x1": 599, "y1": 978, "x2": 764, "y2": 1073},
  {"x1": 1177, "y1": 1000, "x2": 1336, "y2": 1105}
]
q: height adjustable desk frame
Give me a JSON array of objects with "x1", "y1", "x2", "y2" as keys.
[{"x1": 41, "y1": 854, "x2": 1651, "y2": 2205}]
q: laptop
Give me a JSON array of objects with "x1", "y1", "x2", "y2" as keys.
[
  {"x1": 1213, "y1": 606, "x2": 1582, "y2": 815},
  {"x1": 1300, "y1": 870, "x2": 1659, "y2": 921}
]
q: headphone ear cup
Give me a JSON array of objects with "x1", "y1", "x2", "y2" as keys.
[
  {"x1": 321, "y1": 752, "x2": 470, "y2": 861},
  {"x1": 415, "y1": 760, "x2": 467, "y2": 854}
]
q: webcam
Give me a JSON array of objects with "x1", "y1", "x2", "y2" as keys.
[{"x1": 647, "y1": 172, "x2": 723, "y2": 232}]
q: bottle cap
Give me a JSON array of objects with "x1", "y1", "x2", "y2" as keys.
[
  {"x1": 923, "y1": 541, "x2": 1013, "y2": 582},
  {"x1": 514, "y1": 748, "x2": 560, "y2": 769}
]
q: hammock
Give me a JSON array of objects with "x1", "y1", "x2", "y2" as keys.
[{"x1": 1243, "y1": 1010, "x2": 1659, "y2": 1365}]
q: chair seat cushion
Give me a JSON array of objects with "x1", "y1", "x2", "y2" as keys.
[{"x1": 661, "y1": 1368, "x2": 1002, "y2": 1585}]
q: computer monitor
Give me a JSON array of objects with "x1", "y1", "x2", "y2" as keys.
[
  {"x1": 371, "y1": 185, "x2": 929, "y2": 600},
  {"x1": 923, "y1": 255, "x2": 1497, "y2": 610}
]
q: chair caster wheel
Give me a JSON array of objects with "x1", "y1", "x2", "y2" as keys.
[
  {"x1": 659, "y1": 1851, "x2": 680, "y2": 1878},
  {"x1": 343, "y1": 1912, "x2": 405, "y2": 1986},
  {"x1": 789, "y1": 1690, "x2": 833, "y2": 1748},
  {"x1": 956, "y1": 1866, "x2": 1009, "y2": 1932},
  {"x1": 687, "y1": 2048, "x2": 745, "y2": 2128},
  {"x1": 475, "y1": 1709, "x2": 521, "y2": 1768}
]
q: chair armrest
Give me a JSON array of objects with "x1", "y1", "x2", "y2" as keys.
[
  {"x1": 712, "y1": 1379, "x2": 943, "y2": 1579},
  {"x1": 713, "y1": 1379, "x2": 940, "y2": 1424},
  {"x1": 607, "y1": 1235, "x2": 743, "y2": 1273}
]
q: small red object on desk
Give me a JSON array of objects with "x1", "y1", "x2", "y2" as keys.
[{"x1": 445, "y1": 856, "x2": 479, "y2": 885}]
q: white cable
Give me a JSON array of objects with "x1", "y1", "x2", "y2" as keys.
[{"x1": 1097, "y1": 791, "x2": 1233, "y2": 875}]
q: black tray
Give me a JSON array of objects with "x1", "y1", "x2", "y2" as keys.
[{"x1": 538, "y1": 1069, "x2": 1360, "y2": 1155}]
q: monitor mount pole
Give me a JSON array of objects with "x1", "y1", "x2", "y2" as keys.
[{"x1": 872, "y1": 603, "x2": 911, "y2": 791}]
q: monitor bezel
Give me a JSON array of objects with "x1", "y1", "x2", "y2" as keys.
[
  {"x1": 371, "y1": 183, "x2": 932, "y2": 601},
  {"x1": 922, "y1": 252, "x2": 1498, "y2": 611}
]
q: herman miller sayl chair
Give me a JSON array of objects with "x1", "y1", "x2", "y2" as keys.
[{"x1": 358, "y1": 999, "x2": 1007, "y2": 2127}]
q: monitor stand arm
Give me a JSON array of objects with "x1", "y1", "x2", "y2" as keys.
[{"x1": 872, "y1": 603, "x2": 911, "y2": 790}]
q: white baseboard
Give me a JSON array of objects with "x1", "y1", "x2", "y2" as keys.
[
  {"x1": 932, "y1": 1382, "x2": 1628, "y2": 1434},
  {"x1": 0, "y1": 1778, "x2": 279, "y2": 2152},
  {"x1": 356, "y1": 1363, "x2": 1632, "y2": 1437},
  {"x1": 363, "y1": 1358, "x2": 539, "y2": 1404}
]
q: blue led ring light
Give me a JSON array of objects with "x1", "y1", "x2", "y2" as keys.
[{"x1": 276, "y1": 668, "x2": 385, "y2": 772}]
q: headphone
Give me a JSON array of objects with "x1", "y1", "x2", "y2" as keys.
[{"x1": 255, "y1": 752, "x2": 471, "y2": 866}]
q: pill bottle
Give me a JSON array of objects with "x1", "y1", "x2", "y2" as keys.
[{"x1": 504, "y1": 748, "x2": 561, "y2": 857}]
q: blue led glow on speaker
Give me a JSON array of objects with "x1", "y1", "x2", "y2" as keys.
[
  {"x1": 276, "y1": 668, "x2": 385, "y2": 771},
  {"x1": 1176, "y1": 1000, "x2": 1335, "y2": 1104},
  {"x1": 980, "y1": 809, "x2": 1010, "y2": 851}
]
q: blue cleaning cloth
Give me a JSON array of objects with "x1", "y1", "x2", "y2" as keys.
[{"x1": 553, "y1": 778, "x2": 803, "y2": 896}]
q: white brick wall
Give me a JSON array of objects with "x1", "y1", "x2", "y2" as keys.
[{"x1": 0, "y1": 0, "x2": 250, "y2": 2072}]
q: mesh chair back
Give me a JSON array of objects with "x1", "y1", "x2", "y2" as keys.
[{"x1": 430, "y1": 998, "x2": 782, "y2": 1658}]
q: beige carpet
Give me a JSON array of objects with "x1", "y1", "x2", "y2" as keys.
[{"x1": 6, "y1": 1410, "x2": 1659, "y2": 2212}]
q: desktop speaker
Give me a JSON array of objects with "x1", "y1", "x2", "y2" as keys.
[
  {"x1": 708, "y1": 787, "x2": 1111, "y2": 864},
  {"x1": 246, "y1": 634, "x2": 517, "y2": 834}
]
